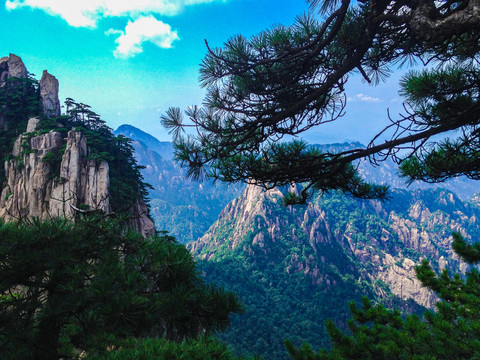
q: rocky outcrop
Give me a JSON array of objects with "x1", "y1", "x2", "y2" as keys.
[
  {"x1": 39, "y1": 70, "x2": 61, "y2": 118},
  {"x1": 0, "y1": 119, "x2": 110, "y2": 220},
  {"x1": 192, "y1": 184, "x2": 480, "y2": 309},
  {"x1": 1, "y1": 54, "x2": 61, "y2": 119},
  {"x1": 377, "y1": 254, "x2": 437, "y2": 308},
  {"x1": 0, "y1": 54, "x2": 29, "y2": 129},
  {"x1": 0, "y1": 118, "x2": 156, "y2": 236},
  {"x1": 129, "y1": 198, "x2": 157, "y2": 237},
  {"x1": 0, "y1": 53, "x2": 27, "y2": 86},
  {"x1": 0, "y1": 55, "x2": 155, "y2": 237}
]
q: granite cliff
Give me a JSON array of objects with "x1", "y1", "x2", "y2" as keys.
[
  {"x1": 193, "y1": 184, "x2": 480, "y2": 308},
  {"x1": 190, "y1": 183, "x2": 480, "y2": 358},
  {"x1": 0, "y1": 54, "x2": 154, "y2": 236}
]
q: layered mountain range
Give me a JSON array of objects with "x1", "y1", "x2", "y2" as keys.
[
  {"x1": 118, "y1": 124, "x2": 480, "y2": 358},
  {"x1": 191, "y1": 185, "x2": 480, "y2": 357},
  {"x1": 115, "y1": 124, "x2": 244, "y2": 243}
]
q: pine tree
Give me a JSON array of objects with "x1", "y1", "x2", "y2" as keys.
[
  {"x1": 162, "y1": 0, "x2": 480, "y2": 203},
  {"x1": 0, "y1": 216, "x2": 242, "y2": 359},
  {"x1": 284, "y1": 232, "x2": 480, "y2": 359}
]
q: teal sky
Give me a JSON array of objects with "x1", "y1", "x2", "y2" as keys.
[{"x1": 0, "y1": 0, "x2": 405, "y2": 144}]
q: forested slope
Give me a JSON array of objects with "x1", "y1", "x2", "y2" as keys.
[{"x1": 191, "y1": 185, "x2": 480, "y2": 359}]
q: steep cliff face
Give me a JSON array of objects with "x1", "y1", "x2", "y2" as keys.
[
  {"x1": 0, "y1": 54, "x2": 27, "y2": 84},
  {"x1": 192, "y1": 184, "x2": 480, "y2": 309},
  {"x1": 0, "y1": 54, "x2": 28, "y2": 130},
  {"x1": 0, "y1": 122, "x2": 110, "y2": 220},
  {"x1": 0, "y1": 55, "x2": 155, "y2": 236}
]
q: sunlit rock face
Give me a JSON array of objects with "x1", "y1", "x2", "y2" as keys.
[
  {"x1": 40, "y1": 70, "x2": 61, "y2": 118},
  {"x1": 0, "y1": 122, "x2": 111, "y2": 221},
  {"x1": 0, "y1": 54, "x2": 155, "y2": 237},
  {"x1": 0, "y1": 54, "x2": 27, "y2": 86},
  {"x1": 192, "y1": 183, "x2": 480, "y2": 309}
]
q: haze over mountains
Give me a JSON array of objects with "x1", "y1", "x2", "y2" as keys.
[{"x1": 115, "y1": 124, "x2": 244, "y2": 244}]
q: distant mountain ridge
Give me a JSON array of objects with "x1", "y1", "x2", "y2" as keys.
[
  {"x1": 311, "y1": 142, "x2": 479, "y2": 200},
  {"x1": 115, "y1": 124, "x2": 479, "y2": 243},
  {"x1": 114, "y1": 124, "x2": 244, "y2": 243},
  {"x1": 116, "y1": 124, "x2": 174, "y2": 160},
  {"x1": 113, "y1": 124, "x2": 480, "y2": 358}
]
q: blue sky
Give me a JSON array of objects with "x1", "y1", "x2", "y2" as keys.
[{"x1": 0, "y1": 0, "x2": 405, "y2": 144}]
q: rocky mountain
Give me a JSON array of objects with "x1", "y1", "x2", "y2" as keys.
[
  {"x1": 0, "y1": 54, "x2": 154, "y2": 236},
  {"x1": 115, "y1": 124, "x2": 174, "y2": 160},
  {"x1": 113, "y1": 128, "x2": 479, "y2": 244},
  {"x1": 115, "y1": 124, "x2": 244, "y2": 243},
  {"x1": 0, "y1": 124, "x2": 111, "y2": 219},
  {"x1": 190, "y1": 183, "x2": 480, "y2": 358}
]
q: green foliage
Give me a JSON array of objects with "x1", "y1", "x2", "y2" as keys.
[
  {"x1": 85, "y1": 337, "x2": 258, "y2": 360},
  {"x1": 0, "y1": 72, "x2": 149, "y2": 216},
  {"x1": 0, "y1": 217, "x2": 242, "y2": 360},
  {"x1": 57, "y1": 99, "x2": 152, "y2": 212},
  {"x1": 162, "y1": 0, "x2": 480, "y2": 200},
  {"x1": 0, "y1": 74, "x2": 41, "y2": 184},
  {"x1": 196, "y1": 190, "x2": 398, "y2": 359},
  {"x1": 40, "y1": 99, "x2": 152, "y2": 214},
  {"x1": 286, "y1": 232, "x2": 480, "y2": 359},
  {"x1": 194, "y1": 186, "x2": 480, "y2": 359}
]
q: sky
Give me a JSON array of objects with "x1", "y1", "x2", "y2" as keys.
[{"x1": 0, "y1": 0, "x2": 406, "y2": 144}]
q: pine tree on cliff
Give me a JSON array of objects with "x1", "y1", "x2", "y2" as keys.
[{"x1": 162, "y1": 0, "x2": 480, "y2": 204}]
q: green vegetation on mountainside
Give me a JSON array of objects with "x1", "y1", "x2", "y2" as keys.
[
  {"x1": 194, "y1": 188, "x2": 480, "y2": 359},
  {"x1": 0, "y1": 74, "x2": 41, "y2": 185},
  {"x1": 115, "y1": 125, "x2": 244, "y2": 243}
]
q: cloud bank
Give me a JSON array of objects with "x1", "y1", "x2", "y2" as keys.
[
  {"x1": 5, "y1": 0, "x2": 220, "y2": 57},
  {"x1": 107, "y1": 16, "x2": 179, "y2": 58},
  {"x1": 5, "y1": 0, "x2": 217, "y2": 27}
]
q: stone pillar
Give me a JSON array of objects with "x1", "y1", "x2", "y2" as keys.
[
  {"x1": 40, "y1": 70, "x2": 61, "y2": 118},
  {"x1": 0, "y1": 54, "x2": 28, "y2": 128}
]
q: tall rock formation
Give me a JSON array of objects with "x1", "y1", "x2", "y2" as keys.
[
  {"x1": 0, "y1": 122, "x2": 110, "y2": 220},
  {"x1": 39, "y1": 70, "x2": 61, "y2": 118},
  {"x1": 0, "y1": 53, "x2": 27, "y2": 85},
  {"x1": 0, "y1": 54, "x2": 28, "y2": 129},
  {"x1": 0, "y1": 55, "x2": 155, "y2": 236}
]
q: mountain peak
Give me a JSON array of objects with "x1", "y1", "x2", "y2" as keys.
[{"x1": 115, "y1": 124, "x2": 174, "y2": 160}]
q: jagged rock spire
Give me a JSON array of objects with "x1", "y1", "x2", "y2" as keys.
[
  {"x1": 1, "y1": 54, "x2": 61, "y2": 118},
  {"x1": 0, "y1": 53, "x2": 28, "y2": 87},
  {"x1": 40, "y1": 70, "x2": 60, "y2": 118}
]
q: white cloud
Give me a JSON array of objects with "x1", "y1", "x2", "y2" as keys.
[
  {"x1": 6, "y1": 0, "x2": 217, "y2": 57},
  {"x1": 355, "y1": 93, "x2": 381, "y2": 103},
  {"x1": 6, "y1": 0, "x2": 217, "y2": 27},
  {"x1": 108, "y1": 16, "x2": 179, "y2": 58}
]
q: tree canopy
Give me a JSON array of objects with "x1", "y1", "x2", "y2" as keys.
[
  {"x1": 162, "y1": 0, "x2": 480, "y2": 203},
  {"x1": 0, "y1": 216, "x2": 242, "y2": 360},
  {"x1": 285, "y1": 232, "x2": 480, "y2": 359}
]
